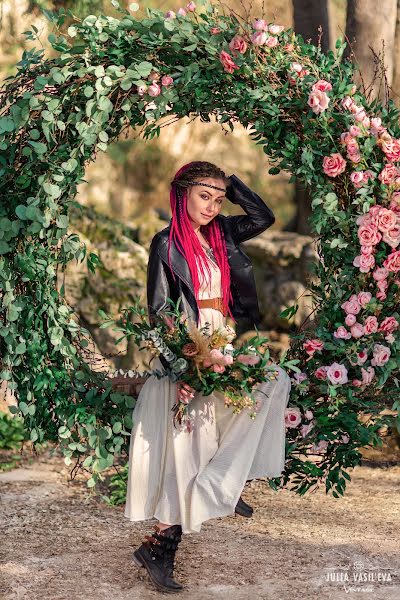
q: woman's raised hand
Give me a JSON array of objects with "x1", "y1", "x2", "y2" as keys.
[{"x1": 176, "y1": 381, "x2": 196, "y2": 404}]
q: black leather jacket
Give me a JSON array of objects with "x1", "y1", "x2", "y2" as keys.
[{"x1": 146, "y1": 174, "x2": 275, "y2": 330}]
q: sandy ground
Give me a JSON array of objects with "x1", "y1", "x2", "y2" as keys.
[{"x1": 0, "y1": 446, "x2": 399, "y2": 600}]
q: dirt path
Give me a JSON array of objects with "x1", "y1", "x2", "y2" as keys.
[{"x1": 1, "y1": 447, "x2": 399, "y2": 600}]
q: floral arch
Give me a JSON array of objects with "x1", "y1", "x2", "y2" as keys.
[{"x1": 1, "y1": 1, "x2": 399, "y2": 494}]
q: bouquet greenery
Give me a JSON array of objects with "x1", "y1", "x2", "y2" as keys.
[{"x1": 100, "y1": 297, "x2": 281, "y2": 430}]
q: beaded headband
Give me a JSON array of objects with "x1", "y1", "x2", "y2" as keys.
[{"x1": 171, "y1": 179, "x2": 227, "y2": 192}]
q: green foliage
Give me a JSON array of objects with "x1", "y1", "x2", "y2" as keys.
[{"x1": 0, "y1": 1, "x2": 398, "y2": 498}]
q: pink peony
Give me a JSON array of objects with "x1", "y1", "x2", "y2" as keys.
[
  {"x1": 251, "y1": 31, "x2": 267, "y2": 45},
  {"x1": 363, "y1": 316, "x2": 378, "y2": 334},
  {"x1": 361, "y1": 366, "x2": 375, "y2": 385},
  {"x1": 334, "y1": 326, "x2": 351, "y2": 340},
  {"x1": 219, "y1": 50, "x2": 239, "y2": 74},
  {"x1": 357, "y1": 291, "x2": 372, "y2": 307},
  {"x1": 378, "y1": 316, "x2": 399, "y2": 334},
  {"x1": 314, "y1": 366, "x2": 328, "y2": 380},
  {"x1": 326, "y1": 362, "x2": 349, "y2": 385},
  {"x1": 303, "y1": 338, "x2": 324, "y2": 355},
  {"x1": 323, "y1": 153, "x2": 347, "y2": 177},
  {"x1": 284, "y1": 407, "x2": 302, "y2": 428},
  {"x1": 350, "y1": 323, "x2": 364, "y2": 338},
  {"x1": 312, "y1": 79, "x2": 332, "y2": 92},
  {"x1": 383, "y1": 249, "x2": 400, "y2": 272},
  {"x1": 229, "y1": 35, "x2": 248, "y2": 55},
  {"x1": 371, "y1": 343, "x2": 391, "y2": 366},
  {"x1": 308, "y1": 90, "x2": 330, "y2": 114}
]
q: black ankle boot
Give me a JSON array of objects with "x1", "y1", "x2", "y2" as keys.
[
  {"x1": 132, "y1": 524, "x2": 183, "y2": 593},
  {"x1": 235, "y1": 495, "x2": 254, "y2": 518}
]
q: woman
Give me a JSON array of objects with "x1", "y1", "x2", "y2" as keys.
[{"x1": 124, "y1": 161, "x2": 291, "y2": 593}]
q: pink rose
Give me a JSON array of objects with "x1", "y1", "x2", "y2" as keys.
[
  {"x1": 363, "y1": 316, "x2": 378, "y2": 334},
  {"x1": 312, "y1": 79, "x2": 332, "y2": 92},
  {"x1": 382, "y1": 225, "x2": 400, "y2": 249},
  {"x1": 304, "y1": 409, "x2": 314, "y2": 420},
  {"x1": 148, "y1": 83, "x2": 161, "y2": 97},
  {"x1": 379, "y1": 164, "x2": 399, "y2": 185},
  {"x1": 354, "y1": 108, "x2": 366, "y2": 122},
  {"x1": 371, "y1": 343, "x2": 391, "y2": 366},
  {"x1": 334, "y1": 326, "x2": 351, "y2": 340},
  {"x1": 300, "y1": 421, "x2": 314, "y2": 438},
  {"x1": 308, "y1": 90, "x2": 330, "y2": 114},
  {"x1": 341, "y1": 96, "x2": 354, "y2": 111},
  {"x1": 377, "y1": 279, "x2": 388, "y2": 292},
  {"x1": 253, "y1": 19, "x2": 268, "y2": 31},
  {"x1": 340, "y1": 131, "x2": 352, "y2": 144},
  {"x1": 303, "y1": 338, "x2": 324, "y2": 355},
  {"x1": 137, "y1": 84, "x2": 147, "y2": 96},
  {"x1": 177, "y1": 7, "x2": 187, "y2": 16},
  {"x1": 346, "y1": 138, "x2": 359, "y2": 155},
  {"x1": 290, "y1": 62, "x2": 303, "y2": 73},
  {"x1": 381, "y1": 138, "x2": 400, "y2": 162},
  {"x1": 350, "y1": 323, "x2": 364, "y2": 338},
  {"x1": 353, "y1": 253, "x2": 375, "y2": 273},
  {"x1": 341, "y1": 298, "x2": 361, "y2": 315},
  {"x1": 222, "y1": 354, "x2": 234, "y2": 366},
  {"x1": 349, "y1": 125, "x2": 361, "y2": 136},
  {"x1": 323, "y1": 153, "x2": 346, "y2": 177},
  {"x1": 186, "y1": 1, "x2": 196, "y2": 11},
  {"x1": 361, "y1": 245, "x2": 373, "y2": 255},
  {"x1": 357, "y1": 291, "x2": 372, "y2": 307},
  {"x1": 345, "y1": 314, "x2": 357, "y2": 326},
  {"x1": 212, "y1": 363, "x2": 226, "y2": 373},
  {"x1": 219, "y1": 50, "x2": 239, "y2": 74},
  {"x1": 358, "y1": 223, "x2": 382, "y2": 246},
  {"x1": 355, "y1": 350, "x2": 368, "y2": 365},
  {"x1": 363, "y1": 170, "x2": 375, "y2": 183},
  {"x1": 326, "y1": 362, "x2": 349, "y2": 385},
  {"x1": 378, "y1": 316, "x2": 399, "y2": 334},
  {"x1": 370, "y1": 117, "x2": 384, "y2": 135},
  {"x1": 285, "y1": 43, "x2": 294, "y2": 52},
  {"x1": 361, "y1": 366, "x2": 375, "y2": 384},
  {"x1": 314, "y1": 366, "x2": 328, "y2": 380},
  {"x1": 377, "y1": 208, "x2": 397, "y2": 233},
  {"x1": 266, "y1": 36, "x2": 279, "y2": 47},
  {"x1": 229, "y1": 35, "x2": 248, "y2": 55},
  {"x1": 161, "y1": 75, "x2": 173, "y2": 86},
  {"x1": 385, "y1": 333, "x2": 395, "y2": 343},
  {"x1": 251, "y1": 31, "x2": 267, "y2": 45},
  {"x1": 373, "y1": 267, "x2": 389, "y2": 281},
  {"x1": 237, "y1": 353, "x2": 260, "y2": 366},
  {"x1": 351, "y1": 171, "x2": 364, "y2": 187},
  {"x1": 284, "y1": 407, "x2": 302, "y2": 428},
  {"x1": 352, "y1": 379, "x2": 363, "y2": 387},
  {"x1": 311, "y1": 439, "x2": 329, "y2": 453},
  {"x1": 376, "y1": 291, "x2": 387, "y2": 301},
  {"x1": 383, "y1": 249, "x2": 400, "y2": 272},
  {"x1": 165, "y1": 10, "x2": 176, "y2": 18},
  {"x1": 268, "y1": 24, "x2": 284, "y2": 34},
  {"x1": 341, "y1": 434, "x2": 350, "y2": 443},
  {"x1": 293, "y1": 372, "x2": 308, "y2": 385}
]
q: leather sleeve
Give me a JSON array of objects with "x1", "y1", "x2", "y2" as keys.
[
  {"x1": 224, "y1": 174, "x2": 275, "y2": 243},
  {"x1": 146, "y1": 236, "x2": 174, "y2": 370}
]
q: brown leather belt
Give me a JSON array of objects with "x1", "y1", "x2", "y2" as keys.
[{"x1": 198, "y1": 297, "x2": 227, "y2": 316}]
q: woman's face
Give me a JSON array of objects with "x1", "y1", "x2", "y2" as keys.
[{"x1": 186, "y1": 177, "x2": 227, "y2": 229}]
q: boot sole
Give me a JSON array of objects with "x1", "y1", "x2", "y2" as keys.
[{"x1": 132, "y1": 549, "x2": 183, "y2": 593}]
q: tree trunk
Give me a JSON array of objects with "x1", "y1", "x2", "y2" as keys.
[
  {"x1": 344, "y1": 0, "x2": 398, "y2": 103},
  {"x1": 288, "y1": 1, "x2": 330, "y2": 235}
]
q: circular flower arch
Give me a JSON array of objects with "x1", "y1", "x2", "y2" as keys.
[{"x1": 1, "y1": 1, "x2": 399, "y2": 494}]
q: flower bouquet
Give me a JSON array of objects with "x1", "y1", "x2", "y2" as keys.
[{"x1": 99, "y1": 297, "x2": 282, "y2": 431}]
